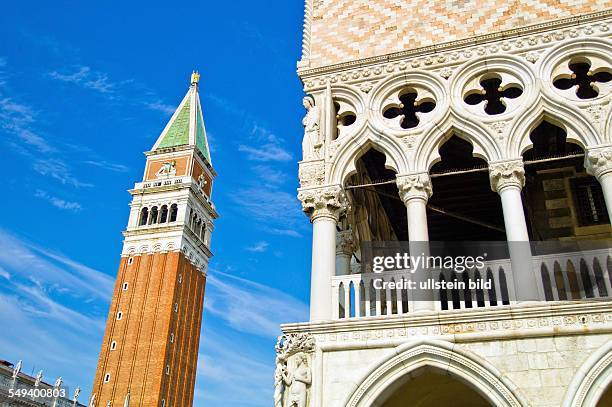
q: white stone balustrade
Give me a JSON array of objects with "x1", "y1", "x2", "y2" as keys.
[{"x1": 331, "y1": 249, "x2": 612, "y2": 320}]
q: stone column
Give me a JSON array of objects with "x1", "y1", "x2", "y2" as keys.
[
  {"x1": 585, "y1": 146, "x2": 612, "y2": 221},
  {"x1": 489, "y1": 159, "x2": 539, "y2": 301},
  {"x1": 299, "y1": 185, "x2": 349, "y2": 321},
  {"x1": 397, "y1": 173, "x2": 431, "y2": 241},
  {"x1": 336, "y1": 229, "x2": 354, "y2": 276},
  {"x1": 397, "y1": 173, "x2": 434, "y2": 312}
]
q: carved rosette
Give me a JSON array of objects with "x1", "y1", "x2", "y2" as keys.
[
  {"x1": 298, "y1": 160, "x2": 325, "y2": 188},
  {"x1": 336, "y1": 229, "x2": 354, "y2": 255},
  {"x1": 586, "y1": 147, "x2": 612, "y2": 179},
  {"x1": 298, "y1": 185, "x2": 349, "y2": 221},
  {"x1": 396, "y1": 173, "x2": 432, "y2": 203},
  {"x1": 489, "y1": 160, "x2": 525, "y2": 193}
]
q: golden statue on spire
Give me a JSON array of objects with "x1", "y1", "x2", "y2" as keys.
[{"x1": 191, "y1": 70, "x2": 200, "y2": 85}]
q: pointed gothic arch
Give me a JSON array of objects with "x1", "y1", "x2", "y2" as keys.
[
  {"x1": 508, "y1": 96, "x2": 600, "y2": 157},
  {"x1": 563, "y1": 340, "x2": 612, "y2": 407},
  {"x1": 328, "y1": 130, "x2": 407, "y2": 185},
  {"x1": 342, "y1": 339, "x2": 526, "y2": 407},
  {"x1": 414, "y1": 111, "x2": 502, "y2": 171}
]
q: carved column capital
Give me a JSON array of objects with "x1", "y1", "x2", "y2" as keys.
[
  {"x1": 396, "y1": 173, "x2": 432, "y2": 203},
  {"x1": 586, "y1": 146, "x2": 612, "y2": 179},
  {"x1": 298, "y1": 185, "x2": 349, "y2": 222},
  {"x1": 336, "y1": 229, "x2": 354, "y2": 255},
  {"x1": 489, "y1": 159, "x2": 525, "y2": 193}
]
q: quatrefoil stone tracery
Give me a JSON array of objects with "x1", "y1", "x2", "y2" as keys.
[
  {"x1": 334, "y1": 100, "x2": 357, "y2": 139},
  {"x1": 552, "y1": 57, "x2": 612, "y2": 100},
  {"x1": 463, "y1": 75, "x2": 523, "y2": 115},
  {"x1": 382, "y1": 89, "x2": 436, "y2": 129}
]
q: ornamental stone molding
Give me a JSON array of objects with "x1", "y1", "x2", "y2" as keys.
[
  {"x1": 489, "y1": 159, "x2": 526, "y2": 193},
  {"x1": 299, "y1": 13, "x2": 611, "y2": 88},
  {"x1": 298, "y1": 185, "x2": 349, "y2": 221},
  {"x1": 396, "y1": 173, "x2": 432, "y2": 203},
  {"x1": 586, "y1": 146, "x2": 612, "y2": 179},
  {"x1": 298, "y1": 160, "x2": 325, "y2": 188},
  {"x1": 281, "y1": 303, "x2": 612, "y2": 347},
  {"x1": 343, "y1": 340, "x2": 525, "y2": 407},
  {"x1": 563, "y1": 340, "x2": 612, "y2": 407},
  {"x1": 336, "y1": 229, "x2": 354, "y2": 255}
]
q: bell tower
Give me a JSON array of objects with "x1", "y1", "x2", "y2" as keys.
[{"x1": 90, "y1": 72, "x2": 217, "y2": 407}]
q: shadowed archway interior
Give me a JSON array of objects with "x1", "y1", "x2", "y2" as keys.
[
  {"x1": 598, "y1": 382, "x2": 612, "y2": 406},
  {"x1": 379, "y1": 367, "x2": 492, "y2": 407},
  {"x1": 522, "y1": 120, "x2": 610, "y2": 241},
  {"x1": 428, "y1": 135, "x2": 506, "y2": 241},
  {"x1": 345, "y1": 148, "x2": 407, "y2": 242}
]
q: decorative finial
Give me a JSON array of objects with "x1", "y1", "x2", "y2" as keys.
[
  {"x1": 35, "y1": 370, "x2": 43, "y2": 386},
  {"x1": 191, "y1": 70, "x2": 200, "y2": 86},
  {"x1": 12, "y1": 360, "x2": 22, "y2": 378}
]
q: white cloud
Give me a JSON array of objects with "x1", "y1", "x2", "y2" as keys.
[
  {"x1": 145, "y1": 100, "x2": 176, "y2": 115},
  {"x1": 195, "y1": 334, "x2": 273, "y2": 406},
  {"x1": 232, "y1": 187, "x2": 304, "y2": 238},
  {"x1": 0, "y1": 229, "x2": 113, "y2": 401},
  {"x1": 0, "y1": 291, "x2": 100, "y2": 396},
  {"x1": 0, "y1": 228, "x2": 114, "y2": 301},
  {"x1": 34, "y1": 190, "x2": 82, "y2": 211},
  {"x1": 238, "y1": 123, "x2": 292, "y2": 162},
  {"x1": 204, "y1": 270, "x2": 308, "y2": 338},
  {"x1": 49, "y1": 66, "x2": 115, "y2": 95},
  {"x1": 252, "y1": 165, "x2": 287, "y2": 185},
  {"x1": 83, "y1": 160, "x2": 129, "y2": 173},
  {"x1": 0, "y1": 97, "x2": 56, "y2": 153},
  {"x1": 238, "y1": 144, "x2": 292, "y2": 162},
  {"x1": 246, "y1": 241, "x2": 269, "y2": 252},
  {"x1": 33, "y1": 158, "x2": 93, "y2": 188}
]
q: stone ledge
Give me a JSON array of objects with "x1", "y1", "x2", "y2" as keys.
[{"x1": 281, "y1": 302, "x2": 612, "y2": 348}]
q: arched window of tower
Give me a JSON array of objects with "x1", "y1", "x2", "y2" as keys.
[
  {"x1": 149, "y1": 206, "x2": 159, "y2": 225},
  {"x1": 169, "y1": 203, "x2": 178, "y2": 222},
  {"x1": 139, "y1": 207, "x2": 148, "y2": 226},
  {"x1": 160, "y1": 205, "x2": 168, "y2": 223}
]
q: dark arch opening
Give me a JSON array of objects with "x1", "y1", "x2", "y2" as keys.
[
  {"x1": 428, "y1": 135, "x2": 505, "y2": 241},
  {"x1": 379, "y1": 366, "x2": 492, "y2": 407},
  {"x1": 522, "y1": 120, "x2": 610, "y2": 241},
  {"x1": 345, "y1": 147, "x2": 406, "y2": 242}
]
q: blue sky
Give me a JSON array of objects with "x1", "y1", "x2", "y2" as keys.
[{"x1": 0, "y1": 2, "x2": 311, "y2": 405}]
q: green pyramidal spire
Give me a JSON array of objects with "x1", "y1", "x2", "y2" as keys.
[{"x1": 151, "y1": 71, "x2": 212, "y2": 164}]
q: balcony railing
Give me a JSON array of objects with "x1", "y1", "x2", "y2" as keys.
[{"x1": 331, "y1": 248, "x2": 612, "y2": 320}]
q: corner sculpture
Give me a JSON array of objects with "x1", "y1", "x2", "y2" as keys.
[
  {"x1": 302, "y1": 95, "x2": 322, "y2": 161},
  {"x1": 274, "y1": 333, "x2": 315, "y2": 407}
]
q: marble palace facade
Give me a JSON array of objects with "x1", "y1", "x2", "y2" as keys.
[{"x1": 276, "y1": 2, "x2": 612, "y2": 407}]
